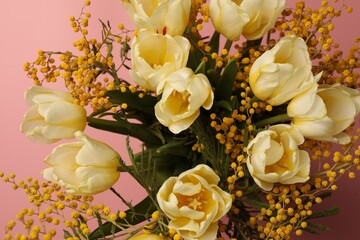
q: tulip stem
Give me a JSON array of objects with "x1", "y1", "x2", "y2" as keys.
[
  {"x1": 110, "y1": 187, "x2": 133, "y2": 209},
  {"x1": 253, "y1": 114, "x2": 291, "y2": 128},
  {"x1": 224, "y1": 39, "x2": 233, "y2": 52}
]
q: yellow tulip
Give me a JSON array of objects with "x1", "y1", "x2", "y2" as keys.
[
  {"x1": 42, "y1": 131, "x2": 120, "y2": 194},
  {"x1": 129, "y1": 29, "x2": 190, "y2": 92},
  {"x1": 249, "y1": 35, "x2": 314, "y2": 106},
  {"x1": 123, "y1": 0, "x2": 191, "y2": 36},
  {"x1": 242, "y1": 0, "x2": 286, "y2": 40},
  {"x1": 155, "y1": 68, "x2": 213, "y2": 134},
  {"x1": 157, "y1": 164, "x2": 232, "y2": 239},
  {"x1": 20, "y1": 86, "x2": 86, "y2": 144},
  {"x1": 246, "y1": 124, "x2": 310, "y2": 191},
  {"x1": 209, "y1": 0, "x2": 250, "y2": 41},
  {"x1": 289, "y1": 83, "x2": 360, "y2": 144}
]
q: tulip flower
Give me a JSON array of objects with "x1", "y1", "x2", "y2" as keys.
[
  {"x1": 123, "y1": 0, "x2": 191, "y2": 36},
  {"x1": 209, "y1": 0, "x2": 250, "y2": 41},
  {"x1": 155, "y1": 68, "x2": 214, "y2": 134},
  {"x1": 129, "y1": 29, "x2": 190, "y2": 92},
  {"x1": 157, "y1": 164, "x2": 232, "y2": 240},
  {"x1": 42, "y1": 131, "x2": 120, "y2": 194},
  {"x1": 289, "y1": 83, "x2": 360, "y2": 144},
  {"x1": 249, "y1": 35, "x2": 314, "y2": 106},
  {"x1": 20, "y1": 86, "x2": 87, "y2": 144},
  {"x1": 246, "y1": 124, "x2": 310, "y2": 191},
  {"x1": 242, "y1": 0, "x2": 286, "y2": 40}
]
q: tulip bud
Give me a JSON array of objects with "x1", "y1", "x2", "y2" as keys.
[
  {"x1": 42, "y1": 131, "x2": 120, "y2": 194},
  {"x1": 123, "y1": 0, "x2": 191, "y2": 36},
  {"x1": 209, "y1": 0, "x2": 250, "y2": 41},
  {"x1": 20, "y1": 86, "x2": 87, "y2": 144},
  {"x1": 242, "y1": 0, "x2": 286, "y2": 40},
  {"x1": 249, "y1": 35, "x2": 314, "y2": 106},
  {"x1": 289, "y1": 83, "x2": 360, "y2": 144}
]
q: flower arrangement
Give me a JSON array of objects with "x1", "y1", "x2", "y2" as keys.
[{"x1": 2, "y1": 0, "x2": 360, "y2": 239}]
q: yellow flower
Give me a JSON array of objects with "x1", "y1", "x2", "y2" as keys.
[
  {"x1": 42, "y1": 131, "x2": 120, "y2": 194},
  {"x1": 249, "y1": 35, "x2": 314, "y2": 106},
  {"x1": 130, "y1": 234, "x2": 162, "y2": 240},
  {"x1": 242, "y1": 0, "x2": 286, "y2": 40},
  {"x1": 209, "y1": 0, "x2": 250, "y2": 41},
  {"x1": 209, "y1": 0, "x2": 285, "y2": 41},
  {"x1": 289, "y1": 83, "x2": 360, "y2": 144},
  {"x1": 155, "y1": 68, "x2": 213, "y2": 134},
  {"x1": 129, "y1": 29, "x2": 190, "y2": 92},
  {"x1": 123, "y1": 0, "x2": 191, "y2": 36},
  {"x1": 246, "y1": 124, "x2": 310, "y2": 191},
  {"x1": 20, "y1": 86, "x2": 87, "y2": 144},
  {"x1": 157, "y1": 164, "x2": 232, "y2": 240}
]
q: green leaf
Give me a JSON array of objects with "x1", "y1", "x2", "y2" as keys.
[
  {"x1": 316, "y1": 191, "x2": 332, "y2": 200},
  {"x1": 94, "y1": 212, "x2": 105, "y2": 238},
  {"x1": 214, "y1": 59, "x2": 238, "y2": 101},
  {"x1": 195, "y1": 61, "x2": 206, "y2": 74},
  {"x1": 87, "y1": 117, "x2": 161, "y2": 146},
  {"x1": 106, "y1": 90, "x2": 157, "y2": 114},
  {"x1": 89, "y1": 196, "x2": 155, "y2": 240},
  {"x1": 207, "y1": 68, "x2": 220, "y2": 87},
  {"x1": 304, "y1": 222, "x2": 330, "y2": 234},
  {"x1": 132, "y1": 147, "x2": 192, "y2": 187},
  {"x1": 247, "y1": 198, "x2": 269, "y2": 210},
  {"x1": 209, "y1": 31, "x2": 220, "y2": 54},
  {"x1": 88, "y1": 107, "x2": 111, "y2": 118},
  {"x1": 63, "y1": 230, "x2": 73, "y2": 238},
  {"x1": 307, "y1": 207, "x2": 339, "y2": 220},
  {"x1": 155, "y1": 141, "x2": 194, "y2": 158},
  {"x1": 213, "y1": 100, "x2": 234, "y2": 111}
]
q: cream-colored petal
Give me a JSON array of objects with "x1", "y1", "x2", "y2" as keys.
[
  {"x1": 44, "y1": 142, "x2": 82, "y2": 167},
  {"x1": 173, "y1": 181, "x2": 201, "y2": 196},
  {"x1": 179, "y1": 206, "x2": 205, "y2": 220},
  {"x1": 42, "y1": 101, "x2": 86, "y2": 124},
  {"x1": 74, "y1": 132, "x2": 119, "y2": 167},
  {"x1": 76, "y1": 167, "x2": 120, "y2": 194}
]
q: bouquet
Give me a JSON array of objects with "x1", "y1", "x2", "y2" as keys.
[{"x1": 3, "y1": 0, "x2": 360, "y2": 239}]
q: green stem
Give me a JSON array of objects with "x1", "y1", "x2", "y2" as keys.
[
  {"x1": 224, "y1": 39, "x2": 233, "y2": 52},
  {"x1": 89, "y1": 196, "x2": 155, "y2": 240},
  {"x1": 253, "y1": 114, "x2": 291, "y2": 128}
]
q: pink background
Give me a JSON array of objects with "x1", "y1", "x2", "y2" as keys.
[{"x1": 0, "y1": 0, "x2": 359, "y2": 239}]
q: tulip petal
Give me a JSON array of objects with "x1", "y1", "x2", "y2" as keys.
[
  {"x1": 173, "y1": 181, "x2": 201, "y2": 196},
  {"x1": 76, "y1": 167, "x2": 120, "y2": 194},
  {"x1": 52, "y1": 167, "x2": 81, "y2": 190},
  {"x1": 44, "y1": 143, "x2": 82, "y2": 168},
  {"x1": 74, "y1": 132, "x2": 119, "y2": 167}
]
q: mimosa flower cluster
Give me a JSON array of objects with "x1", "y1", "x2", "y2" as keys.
[{"x1": 3, "y1": 0, "x2": 360, "y2": 239}]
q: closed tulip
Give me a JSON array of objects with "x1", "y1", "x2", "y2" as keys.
[
  {"x1": 42, "y1": 131, "x2": 120, "y2": 194},
  {"x1": 249, "y1": 35, "x2": 314, "y2": 106},
  {"x1": 289, "y1": 83, "x2": 360, "y2": 144},
  {"x1": 129, "y1": 29, "x2": 190, "y2": 92},
  {"x1": 123, "y1": 0, "x2": 191, "y2": 36},
  {"x1": 246, "y1": 124, "x2": 311, "y2": 191},
  {"x1": 209, "y1": 0, "x2": 250, "y2": 41},
  {"x1": 20, "y1": 86, "x2": 87, "y2": 144},
  {"x1": 155, "y1": 68, "x2": 214, "y2": 134},
  {"x1": 157, "y1": 164, "x2": 232, "y2": 240},
  {"x1": 242, "y1": 0, "x2": 286, "y2": 40}
]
